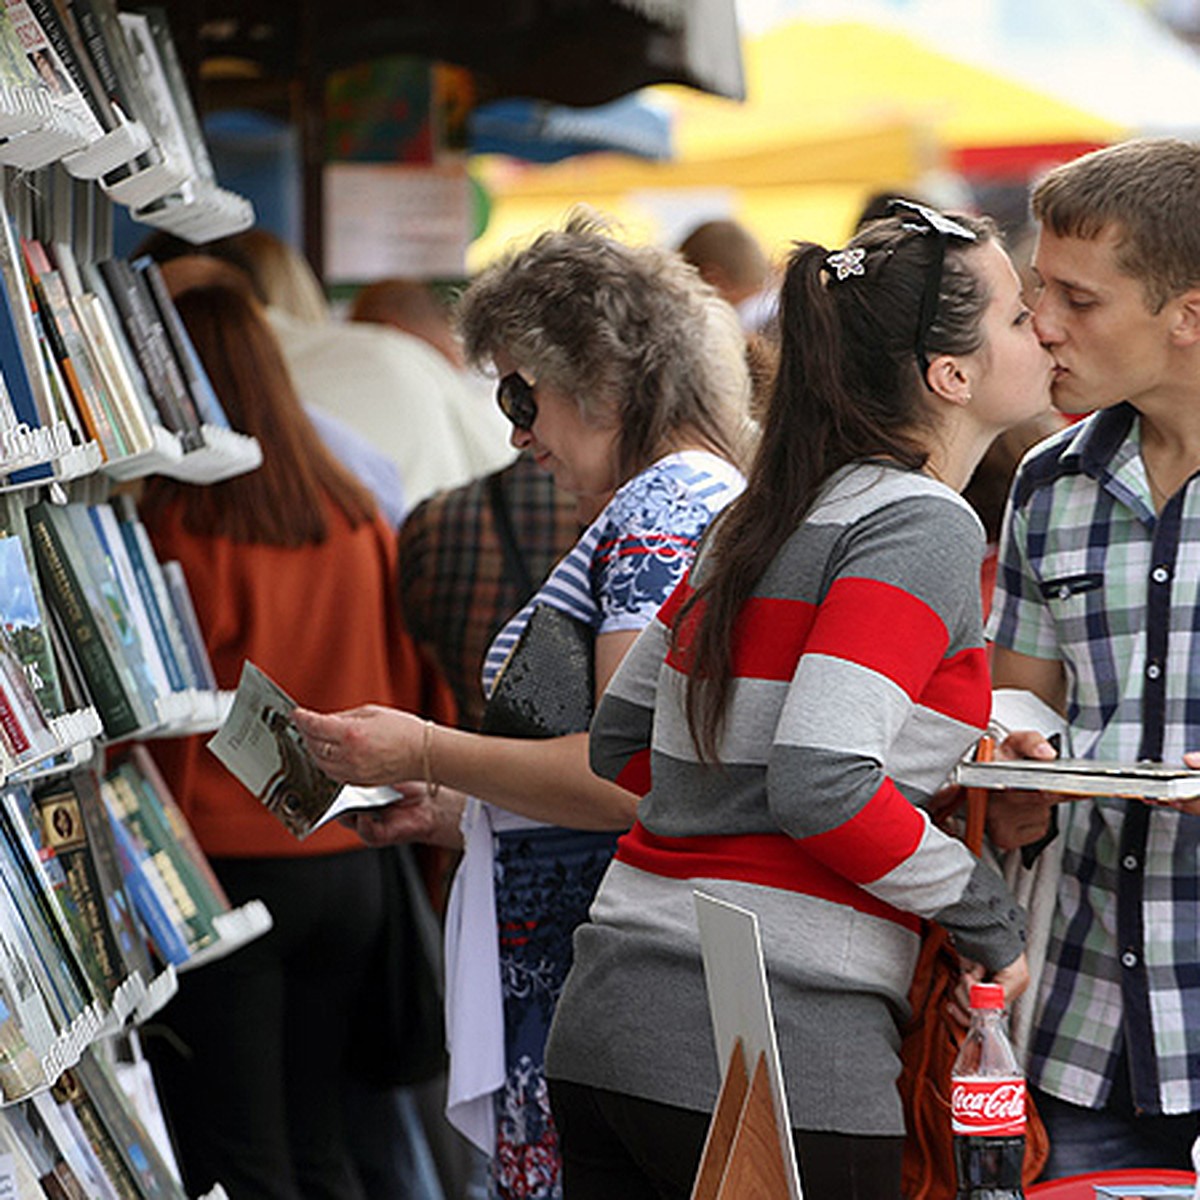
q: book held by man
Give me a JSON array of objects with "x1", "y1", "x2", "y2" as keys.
[{"x1": 954, "y1": 757, "x2": 1200, "y2": 802}]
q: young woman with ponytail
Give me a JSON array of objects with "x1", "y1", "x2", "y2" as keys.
[{"x1": 544, "y1": 204, "x2": 1056, "y2": 1200}]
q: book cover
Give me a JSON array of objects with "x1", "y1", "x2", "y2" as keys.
[
  {"x1": 22, "y1": 0, "x2": 112, "y2": 129},
  {"x1": 0, "y1": 893, "x2": 53, "y2": 1098},
  {"x1": 77, "y1": 260, "x2": 161, "y2": 436},
  {"x1": 2, "y1": 0, "x2": 104, "y2": 141},
  {"x1": 86, "y1": 502, "x2": 172, "y2": 704},
  {"x1": 110, "y1": 503, "x2": 184, "y2": 695},
  {"x1": 69, "y1": 1048, "x2": 188, "y2": 1199},
  {"x1": 96, "y1": 258, "x2": 203, "y2": 451},
  {"x1": 0, "y1": 494, "x2": 65, "y2": 718},
  {"x1": 134, "y1": 255, "x2": 230, "y2": 429},
  {"x1": 0, "y1": 621, "x2": 56, "y2": 761},
  {"x1": 66, "y1": 768, "x2": 151, "y2": 987},
  {"x1": 129, "y1": 744, "x2": 228, "y2": 910},
  {"x1": 104, "y1": 760, "x2": 217, "y2": 951},
  {"x1": 114, "y1": 748, "x2": 226, "y2": 932},
  {"x1": 6, "y1": 1093, "x2": 93, "y2": 1199},
  {"x1": 0, "y1": 799, "x2": 90, "y2": 1027},
  {"x1": 953, "y1": 758, "x2": 1200, "y2": 802},
  {"x1": 24, "y1": 237, "x2": 126, "y2": 460},
  {"x1": 31, "y1": 777, "x2": 130, "y2": 1006},
  {"x1": 0, "y1": 785, "x2": 103, "y2": 1009},
  {"x1": 158, "y1": 559, "x2": 215, "y2": 691},
  {"x1": 27, "y1": 500, "x2": 143, "y2": 739},
  {"x1": 62, "y1": 502, "x2": 160, "y2": 726},
  {"x1": 100, "y1": 781, "x2": 190, "y2": 967},
  {"x1": 71, "y1": 290, "x2": 155, "y2": 455}
]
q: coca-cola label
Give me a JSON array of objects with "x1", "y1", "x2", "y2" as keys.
[{"x1": 950, "y1": 1076, "x2": 1027, "y2": 1136}]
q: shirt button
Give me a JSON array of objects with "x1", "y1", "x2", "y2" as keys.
[
  {"x1": 1152, "y1": 565, "x2": 1171, "y2": 584},
  {"x1": 1122, "y1": 950, "x2": 1139, "y2": 969},
  {"x1": 1123, "y1": 854, "x2": 1139, "y2": 870},
  {"x1": 1147, "y1": 662, "x2": 1162, "y2": 680}
]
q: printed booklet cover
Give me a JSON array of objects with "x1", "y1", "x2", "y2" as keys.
[{"x1": 207, "y1": 662, "x2": 399, "y2": 838}]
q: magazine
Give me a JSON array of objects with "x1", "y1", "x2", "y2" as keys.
[{"x1": 207, "y1": 661, "x2": 400, "y2": 838}]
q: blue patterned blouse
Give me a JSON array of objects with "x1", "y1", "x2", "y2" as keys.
[{"x1": 482, "y1": 450, "x2": 745, "y2": 694}]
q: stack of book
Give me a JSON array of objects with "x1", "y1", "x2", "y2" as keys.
[
  {"x1": 0, "y1": 485, "x2": 232, "y2": 763},
  {"x1": 0, "y1": 0, "x2": 252, "y2": 238},
  {"x1": 0, "y1": 169, "x2": 261, "y2": 485},
  {"x1": 0, "y1": 749, "x2": 270, "y2": 1108}
]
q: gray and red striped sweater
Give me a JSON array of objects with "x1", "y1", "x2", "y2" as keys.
[{"x1": 546, "y1": 460, "x2": 1026, "y2": 1137}]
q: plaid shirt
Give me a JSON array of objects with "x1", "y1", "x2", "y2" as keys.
[
  {"x1": 989, "y1": 402, "x2": 1200, "y2": 1115},
  {"x1": 397, "y1": 454, "x2": 580, "y2": 730}
]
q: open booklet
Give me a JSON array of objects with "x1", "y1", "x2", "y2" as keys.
[{"x1": 206, "y1": 661, "x2": 401, "y2": 839}]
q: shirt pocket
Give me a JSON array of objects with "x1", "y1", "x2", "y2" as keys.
[{"x1": 1038, "y1": 572, "x2": 1104, "y2": 602}]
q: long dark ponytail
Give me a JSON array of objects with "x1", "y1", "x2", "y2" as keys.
[{"x1": 676, "y1": 213, "x2": 995, "y2": 762}]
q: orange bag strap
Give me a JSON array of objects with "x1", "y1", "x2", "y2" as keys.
[{"x1": 963, "y1": 735, "x2": 994, "y2": 857}]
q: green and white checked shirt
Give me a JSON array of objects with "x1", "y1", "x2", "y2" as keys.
[{"x1": 989, "y1": 402, "x2": 1200, "y2": 1116}]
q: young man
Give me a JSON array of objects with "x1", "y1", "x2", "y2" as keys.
[{"x1": 988, "y1": 137, "x2": 1200, "y2": 1176}]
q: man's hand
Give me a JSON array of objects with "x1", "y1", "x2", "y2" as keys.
[{"x1": 984, "y1": 729, "x2": 1060, "y2": 850}]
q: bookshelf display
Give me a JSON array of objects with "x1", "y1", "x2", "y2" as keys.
[{"x1": 0, "y1": 1, "x2": 267, "y2": 1197}]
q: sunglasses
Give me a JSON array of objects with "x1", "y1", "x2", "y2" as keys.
[
  {"x1": 887, "y1": 198, "x2": 978, "y2": 387},
  {"x1": 496, "y1": 371, "x2": 537, "y2": 431}
]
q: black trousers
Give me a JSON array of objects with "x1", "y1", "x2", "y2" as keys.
[
  {"x1": 144, "y1": 850, "x2": 386, "y2": 1200},
  {"x1": 549, "y1": 1079, "x2": 904, "y2": 1200}
]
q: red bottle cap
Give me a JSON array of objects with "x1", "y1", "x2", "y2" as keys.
[{"x1": 969, "y1": 982, "x2": 1006, "y2": 1010}]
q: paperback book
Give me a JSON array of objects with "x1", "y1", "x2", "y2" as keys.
[
  {"x1": 954, "y1": 757, "x2": 1200, "y2": 802},
  {"x1": 208, "y1": 660, "x2": 399, "y2": 839}
]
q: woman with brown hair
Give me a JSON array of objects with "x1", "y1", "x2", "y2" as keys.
[
  {"x1": 139, "y1": 257, "x2": 454, "y2": 1200},
  {"x1": 544, "y1": 204, "x2": 1053, "y2": 1199}
]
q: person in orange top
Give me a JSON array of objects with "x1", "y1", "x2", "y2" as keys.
[{"x1": 138, "y1": 256, "x2": 454, "y2": 1200}]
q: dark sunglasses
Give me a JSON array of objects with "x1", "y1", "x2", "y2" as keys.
[
  {"x1": 496, "y1": 371, "x2": 537, "y2": 431},
  {"x1": 887, "y1": 198, "x2": 978, "y2": 388}
]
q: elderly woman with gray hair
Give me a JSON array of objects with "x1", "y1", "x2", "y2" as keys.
[{"x1": 293, "y1": 215, "x2": 754, "y2": 1200}]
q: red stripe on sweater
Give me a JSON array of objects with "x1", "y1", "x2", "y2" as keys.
[
  {"x1": 805, "y1": 576, "x2": 948, "y2": 700},
  {"x1": 919, "y1": 645, "x2": 991, "y2": 727},
  {"x1": 798, "y1": 780, "x2": 926, "y2": 883},
  {"x1": 615, "y1": 748, "x2": 652, "y2": 797},
  {"x1": 615, "y1": 822, "x2": 921, "y2": 932}
]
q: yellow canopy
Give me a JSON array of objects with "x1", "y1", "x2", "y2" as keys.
[{"x1": 469, "y1": 18, "x2": 1124, "y2": 268}]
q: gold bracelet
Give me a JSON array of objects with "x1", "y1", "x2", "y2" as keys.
[{"x1": 423, "y1": 719, "x2": 441, "y2": 800}]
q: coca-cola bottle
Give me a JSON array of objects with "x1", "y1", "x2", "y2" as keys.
[{"x1": 951, "y1": 981, "x2": 1026, "y2": 1199}]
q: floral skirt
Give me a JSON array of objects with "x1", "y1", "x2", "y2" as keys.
[{"x1": 490, "y1": 825, "x2": 619, "y2": 1200}]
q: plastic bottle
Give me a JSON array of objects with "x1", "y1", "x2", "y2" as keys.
[{"x1": 951, "y1": 981, "x2": 1026, "y2": 1199}]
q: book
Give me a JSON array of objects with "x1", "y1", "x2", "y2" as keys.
[
  {"x1": 208, "y1": 660, "x2": 400, "y2": 840},
  {"x1": 3, "y1": 0, "x2": 104, "y2": 142},
  {"x1": 23, "y1": 0, "x2": 113, "y2": 131},
  {"x1": 23, "y1": 236, "x2": 124, "y2": 458},
  {"x1": 134, "y1": 254, "x2": 229, "y2": 429},
  {"x1": 27, "y1": 499, "x2": 145, "y2": 739},
  {"x1": 112, "y1": 500, "x2": 189, "y2": 694},
  {"x1": 0, "y1": 892, "x2": 54, "y2": 1098},
  {"x1": 95, "y1": 257, "x2": 202, "y2": 451},
  {"x1": 158, "y1": 559, "x2": 215, "y2": 691},
  {"x1": 953, "y1": 757, "x2": 1200, "y2": 802},
  {"x1": 6, "y1": 1093, "x2": 94, "y2": 1198},
  {"x1": 104, "y1": 758, "x2": 222, "y2": 945},
  {"x1": 0, "y1": 493, "x2": 65, "y2": 717},
  {"x1": 65, "y1": 767, "x2": 152, "y2": 987},
  {"x1": 86, "y1": 502, "x2": 172, "y2": 704},
  {"x1": 61, "y1": 1047, "x2": 188, "y2": 1199},
  {"x1": 100, "y1": 779, "x2": 190, "y2": 967},
  {"x1": 31, "y1": 776, "x2": 132, "y2": 1007},
  {"x1": 0, "y1": 783, "x2": 110, "y2": 1012}
]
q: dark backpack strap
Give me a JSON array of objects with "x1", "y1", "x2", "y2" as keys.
[{"x1": 486, "y1": 471, "x2": 536, "y2": 601}]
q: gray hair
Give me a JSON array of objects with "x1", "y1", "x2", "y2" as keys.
[{"x1": 457, "y1": 213, "x2": 754, "y2": 480}]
